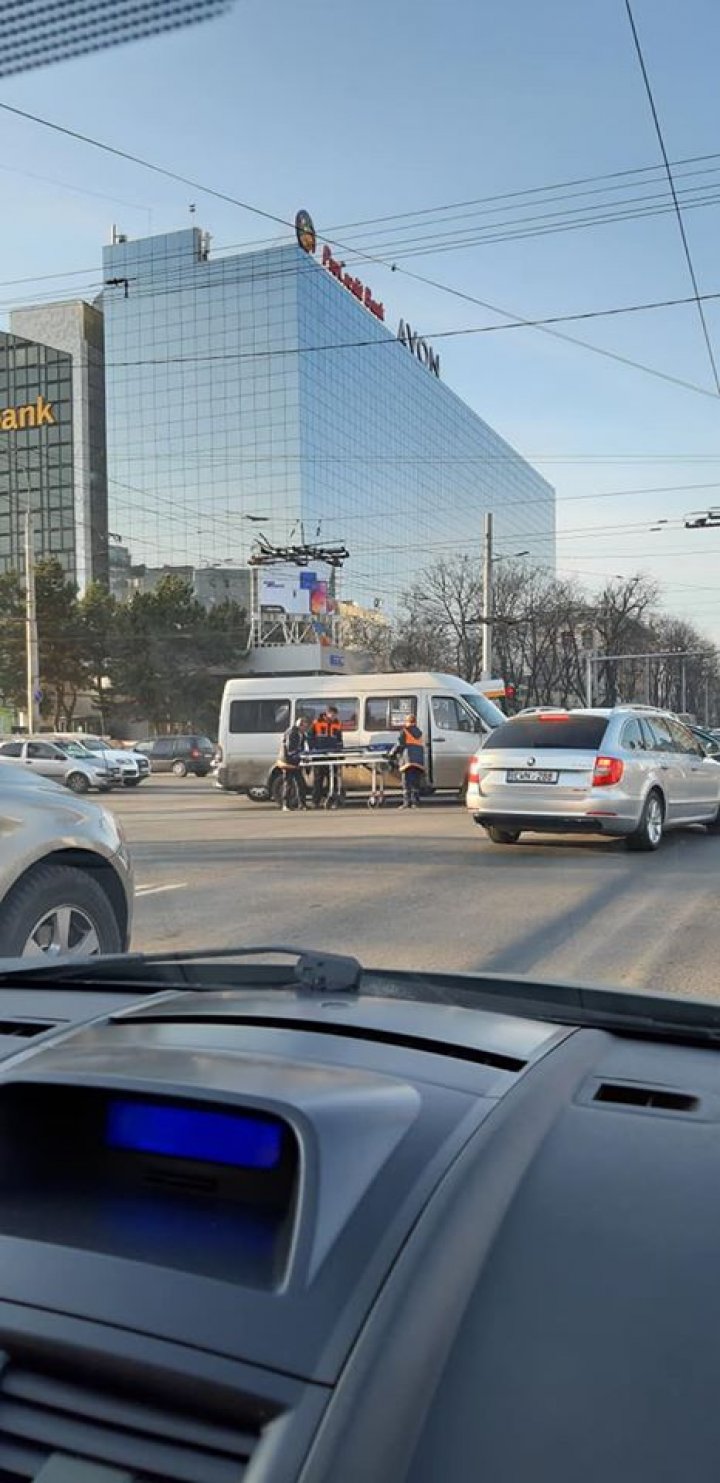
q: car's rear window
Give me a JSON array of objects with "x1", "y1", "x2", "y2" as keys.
[{"x1": 486, "y1": 715, "x2": 609, "y2": 750}]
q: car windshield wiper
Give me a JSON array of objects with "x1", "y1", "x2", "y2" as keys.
[
  {"x1": 0, "y1": 946, "x2": 364, "y2": 993},
  {"x1": 2, "y1": 948, "x2": 720, "y2": 1048}
]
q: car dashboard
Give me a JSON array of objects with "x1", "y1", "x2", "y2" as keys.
[{"x1": 0, "y1": 960, "x2": 714, "y2": 1482}]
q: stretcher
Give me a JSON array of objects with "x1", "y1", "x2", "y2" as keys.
[{"x1": 299, "y1": 747, "x2": 394, "y2": 808}]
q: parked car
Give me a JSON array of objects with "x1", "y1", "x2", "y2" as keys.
[
  {"x1": 0, "y1": 762, "x2": 132, "y2": 956},
  {"x1": 466, "y1": 706, "x2": 720, "y2": 850},
  {"x1": 142, "y1": 735, "x2": 215, "y2": 777},
  {"x1": 0, "y1": 738, "x2": 121, "y2": 794},
  {"x1": 688, "y1": 724, "x2": 720, "y2": 759},
  {"x1": 52, "y1": 734, "x2": 150, "y2": 787}
]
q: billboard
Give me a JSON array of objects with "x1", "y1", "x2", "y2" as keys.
[
  {"x1": 259, "y1": 566, "x2": 311, "y2": 615},
  {"x1": 259, "y1": 566, "x2": 335, "y2": 618}
]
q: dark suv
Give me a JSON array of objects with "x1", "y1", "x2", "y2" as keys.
[{"x1": 142, "y1": 735, "x2": 214, "y2": 777}]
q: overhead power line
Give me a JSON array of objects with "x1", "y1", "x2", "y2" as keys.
[
  {"x1": 1, "y1": 98, "x2": 718, "y2": 406},
  {"x1": 96, "y1": 287, "x2": 720, "y2": 372},
  {"x1": 624, "y1": 0, "x2": 720, "y2": 395}
]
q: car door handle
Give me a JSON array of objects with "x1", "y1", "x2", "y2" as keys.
[
  {"x1": 434, "y1": 737, "x2": 446, "y2": 743},
  {"x1": 659, "y1": 763, "x2": 670, "y2": 771}
]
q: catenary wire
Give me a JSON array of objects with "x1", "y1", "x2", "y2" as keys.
[{"x1": 623, "y1": 0, "x2": 720, "y2": 394}]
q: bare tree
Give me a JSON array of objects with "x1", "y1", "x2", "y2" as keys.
[
  {"x1": 592, "y1": 575, "x2": 659, "y2": 705},
  {"x1": 382, "y1": 556, "x2": 720, "y2": 723},
  {"x1": 393, "y1": 556, "x2": 483, "y2": 679}
]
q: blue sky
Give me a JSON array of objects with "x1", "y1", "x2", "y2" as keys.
[{"x1": 1, "y1": 0, "x2": 720, "y2": 630}]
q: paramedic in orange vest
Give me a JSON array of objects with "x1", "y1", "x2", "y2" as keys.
[
  {"x1": 391, "y1": 714, "x2": 426, "y2": 808},
  {"x1": 309, "y1": 706, "x2": 344, "y2": 807}
]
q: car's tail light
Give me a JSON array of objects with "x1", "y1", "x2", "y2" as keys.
[
  {"x1": 468, "y1": 758, "x2": 481, "y2": 783},
  {"x1": 190, "y1": 747, "x2": 200, "y2": 758},
  {"x1": 215, "y1": 745, "x2": 223, "y2": 762},
  {"x1": 593, "y1": 755, "x2": 624, "y2": 787}
]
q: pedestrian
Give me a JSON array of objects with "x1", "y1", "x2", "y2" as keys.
[
  {"x1": 309, "y1": 705, "x2": 344, "y2": 808},
  {"x1": 277, "y1": 715, "x2": 309, "y2": 811},
  {"x1": 390, "y1": 713, "x2": 426, "y2": 808}
]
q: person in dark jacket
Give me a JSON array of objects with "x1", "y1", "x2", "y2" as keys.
[
  {"x1": 390, "y1": 714, "x2": 426, "y2": 808},
  {"x1": 277, "y1": 716, "x2": 309, "y2": 810},
  {"x1": 309, "y1": 706, "x2": 344, "y2": 808}
]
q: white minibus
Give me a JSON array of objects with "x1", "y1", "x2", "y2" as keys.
[{"x1": 215, "y1": 671, "x2": 506, "y2": 802}]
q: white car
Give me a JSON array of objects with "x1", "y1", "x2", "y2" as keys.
[
  {"x1": 0, "y1": 738, "x2": 121, "y2": 794},
  {"x1": 53, "y1": 735, "x2": 150, "y2": 788}
]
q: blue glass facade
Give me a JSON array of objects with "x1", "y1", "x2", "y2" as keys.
[{"x1": 102, "y1": 228, "x2": 554, "y2": 606}]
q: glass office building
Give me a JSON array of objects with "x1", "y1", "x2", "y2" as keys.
[
  {"x1": 6, "y1": 302, "x2": 108, "y2": 591},
  {"x1": 102, "y1": 227, "x2": 554, "y2": 608},
  {"x1": 0, "y1": 330, "x2": 76, "y2": 584}
]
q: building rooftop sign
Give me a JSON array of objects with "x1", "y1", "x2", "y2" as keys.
[
  {"x1": 397, "y1": 320, "x2": 440, "y2": 378},
  {"x1": 0, "y1": 396, "x2": 55, "y2": 432},
  {"x1": 321, "y1": 245, "x2": 385, "y2": 321}
]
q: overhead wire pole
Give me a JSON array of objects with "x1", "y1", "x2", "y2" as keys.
[
  {"x1": 481, "y1": 512, "x2": 493, "y2": 680},
  {"x1": 624, "y1": 0, "x2": 720, "y2": 395}
]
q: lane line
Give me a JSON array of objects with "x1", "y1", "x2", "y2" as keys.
[{"x1": 135, "y1": 882, "x2": 188, "y2": 897}]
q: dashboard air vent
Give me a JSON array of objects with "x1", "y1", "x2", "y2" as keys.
[
  {"x1": 0, "y1": 1362, "x2": 265, "y2": 1481},
  {"x1": 594, "y1": 1083, "x2": 698, "y2": 1113}
]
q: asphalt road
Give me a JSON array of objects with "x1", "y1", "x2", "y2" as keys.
[{"x1": 111, "y1": 776, "x2": 720, "y2": 1000}]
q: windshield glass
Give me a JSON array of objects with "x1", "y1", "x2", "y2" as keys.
[
  {"x1": 459, "y1": 693, "x2": 506, "y2": 731},
  {"x1": 0, "y1": 0, "x2": 714, "y2": 1013}
]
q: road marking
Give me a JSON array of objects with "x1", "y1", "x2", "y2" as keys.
[{"x1": 135, "y1": 882, "x2": 187, "y2": 897}]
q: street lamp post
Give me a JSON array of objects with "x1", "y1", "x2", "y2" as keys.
[
  {"x1": 23, "y1": 508, "x2": 39, "y2": 735},
  {"x1": 481, "y1": 513, "x2": 529, "y2": 680}
]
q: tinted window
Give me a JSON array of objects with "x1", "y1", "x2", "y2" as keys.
[
  {"x1": 365, "y1": 695, "x2": 418, "y2": 730},
  {"x1": 27, "y1": 742, "x2": 58, "y2": 759},
  {"x1": 229, "y1": 700, "x2": 291, "y2": 734},
  {"x1": 297, "y1": 697, "x2": 359, "y2": 730},
  {"x1": 644, "y1": 716, "x2": 677, "y2": 753},
  {"x1": 153, "y1": 738, "x2": 173, "y2": 758},
  {"x1": 620, "y1": 719, "x2": 645, "y2": 752},
  {"x1": 486, "y1": 715, "x2": 609, "y2": 750},
  {"x1": 432, "y1": 695, "x2": 475, "y2": 733},
  {"x1": 0, "y1": 742, "x2": 22, "y2": 758}
]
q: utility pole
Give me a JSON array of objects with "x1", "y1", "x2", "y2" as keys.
[
  {"x1": 680, "y1": 656, "x2": 687, "y2": 715},
  {"x1": 24, "y1": 509, "x2": 39, "y2": 736},
  {"x1": 585, "y1": 651, "x2": 594, "y2": 708},
  {"x1": 481, "y1": 511, "x2": 493, "y2": 679}
]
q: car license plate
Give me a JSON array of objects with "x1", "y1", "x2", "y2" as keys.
[{"x1": 506, "y1": 769, "x2": 558, "y2": 784}]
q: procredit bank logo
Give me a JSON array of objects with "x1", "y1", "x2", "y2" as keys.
[
  {"x1": 0, "y1": 396, "x2": 55, "y2": 431},
  {"x1": 321, "y1": 245, "x2": 385, "y2": 321}
]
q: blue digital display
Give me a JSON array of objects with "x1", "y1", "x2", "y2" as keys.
[{"x1": 106, "y1": 1099, "x2": 283, "y2": 1170}]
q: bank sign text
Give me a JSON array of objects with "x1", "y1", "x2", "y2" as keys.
[{"x1": 0, "y1": 396, "x2": 56, "y2": 431}]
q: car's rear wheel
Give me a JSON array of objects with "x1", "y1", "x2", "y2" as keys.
[
  {"x1": 248, "y1": 785, "x2": 270, "y2": 803},
  {"x1": 0, "y1": 863, "x2": 123, "y2": 959},
  {"x1": 627, "y1": 789, "x2": 664, "y2": 851},
  {"x1": 171, "y1": 760, "x2": 188, "y2": 777},
  {"x1": 485, "y1": 825, "x2": 522, "y2": 844},
  {"x1": 66, "y1": 771, "x2": 90, "y2": 794}
]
